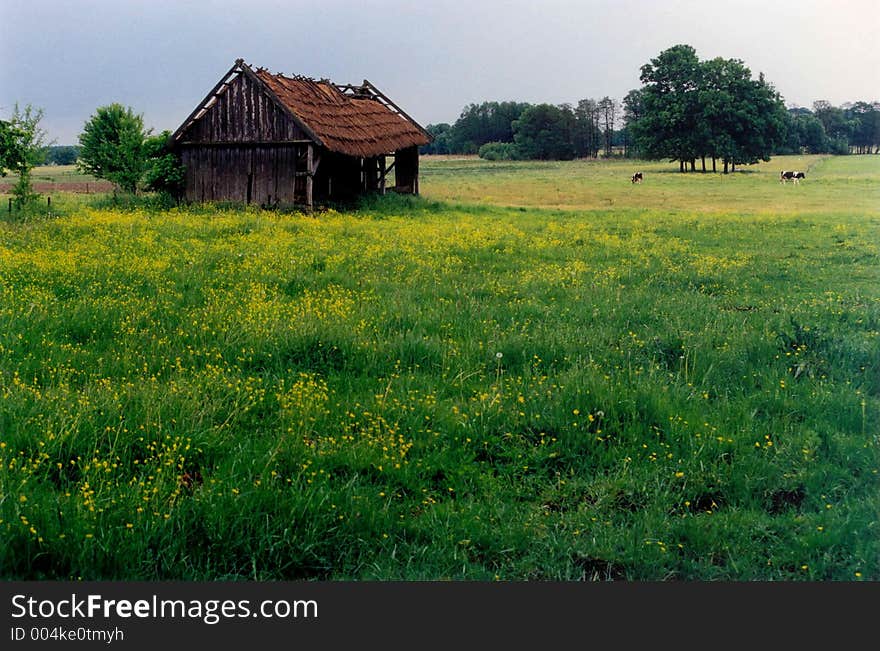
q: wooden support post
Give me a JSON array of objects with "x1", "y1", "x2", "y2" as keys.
[
  {"x1": 379, "y1": 155, "x2": 386, "y2": 195},
  {"x1": 413, "y1": 149, "x2": 420, "y2": 196},
  {"x1": 305, "y1": 144, "x2": 313, "y2": 210}
]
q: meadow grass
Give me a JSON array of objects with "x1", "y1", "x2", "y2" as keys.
[
  {"x1": 0, "y1": 155, "x2": 877, "y2": 580},
  {"x1": 421, "y1": 154, "x2": 879, "y2": 214},
  {"x1": 0, "y1": 164, "x2": 99, "y2": 186}
]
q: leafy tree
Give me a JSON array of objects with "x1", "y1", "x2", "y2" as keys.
[
  {"x1": 621, "y1": 89, "x2": 645, "y2": 157},
  {"x1": 812, "y1": 101, "x2": 853, "y2": 144},
  {"x1": 143, "y1": 131, "x2": 185, "y2": 199},
  {"x1": 421, "y1": 123, "x2": 453, "y2": 155},
  {"x1": 631, "y1": 45, "x2": 787, "y2": 172},
  {"x1": 491, "y1": 102, "x2": 532, "y2": 142},
  {"x1": 695, "y1": 57, "x2": 738, "y2": 170},
  {"x1": 700, "y1": 60, "x2": 786, "y2": 171},
  {"x1": 799, "y1": 114, "x2": 829, "y2": 153},
  {"x1": 513, "y1": 104, "x2": 576, "y2": 160},
  {"x1": 5, "y1": 105, "x2": 50, "y2": 207},
  {"x1": 635, "y1": 44, "x2": 703, "y2": 171},
  {"x1": 573, "y1": 98, "x2": 602, "y2": 158},
  {"x1": 780, "y1": 110, "x2": 828, "y2": 154},
  {"x1": 0, "y1": 119, "x2": 24, "y2": 176},
  {"x1": 78, "y1": 104, "x2": 149, "y2": 194},
  {"x1": 597, "y1": 96, "x2": 618, "y2": 156},
  {"x1": 734, "y1": 72, "x2": 787, "y2": 168}
]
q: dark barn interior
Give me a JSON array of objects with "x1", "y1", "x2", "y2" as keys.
[{"x1": 171, "y1": 59, "x2": 432, "y2": 208}]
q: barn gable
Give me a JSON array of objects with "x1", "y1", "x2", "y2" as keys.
[
  {"x1": 173, "y1": 64, "x2": 311, "y2": 144},
  {"x1": 171, "y1": 59, "x2": 431, "y2": 208}
]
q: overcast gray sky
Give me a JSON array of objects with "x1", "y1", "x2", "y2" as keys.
[{"x1": 2, "y1": 0, "x2": 878, "y2": 144}]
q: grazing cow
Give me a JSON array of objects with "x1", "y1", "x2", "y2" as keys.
[
  {"x1": 780, "y1": 170, "x2": 806, "y2": 184},
  {"x1": 631, "y1": 172, "x2": 643, "y2": 184}
]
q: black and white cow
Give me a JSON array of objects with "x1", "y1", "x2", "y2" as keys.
[
  {"x1": 631, "y1": 172, "x2": 643, "y2": 184},
  {"x1": 780, "y1": 170, "x2": 806, "y2": 184}
]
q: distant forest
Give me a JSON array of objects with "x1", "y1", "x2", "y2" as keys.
[{"x1": 422, "y1": 44, "x2": 880, "y2": 170}]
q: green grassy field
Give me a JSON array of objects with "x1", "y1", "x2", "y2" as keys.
[
  {"x1": 1, "y1": 155, "x2": 877, "y2": 580},
  {"x1": 421, "y1": 154, "x2": 878, "y2": 214},
  {"x1": 0, "y1": 164, "x2": 99, "y2": 185}
]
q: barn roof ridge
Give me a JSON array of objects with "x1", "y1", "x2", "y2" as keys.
[{"x1": 257, "y1": 67, "x2": 372, "y2": 100}]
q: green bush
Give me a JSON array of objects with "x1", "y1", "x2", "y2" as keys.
[
  {"x1": 478, "y1": 141, "x2": 521, "y2": 161},
  {"x1": 143, "y1": 131, "x2": 185, "y2": 199}
]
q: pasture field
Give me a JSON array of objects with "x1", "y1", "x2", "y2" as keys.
[
  {"x1": 0, "y1": 165, "x2": 111, "y2": 195},
  {"x1": 0, "y1": 165, "x2": 97, "y2": 185},
  {"x1": 0, "y1": 155, "x2": 877, "y2": 580},
  {"x1": 421, "y1": 154, "x2": 878, "y2": 214}
]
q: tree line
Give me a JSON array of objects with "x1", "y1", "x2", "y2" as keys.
[
  {"x1": 780, "y1": 101, "x2": 880, "y2": 155},
  {"x1": 42, "y1": 145, "x2": 81, "y2": 165},
  {"x1": 422, "y1": 97, "x2": 624, "y2": 161},
  {"x1": 422, "y1": 44, "x2": 880, "y2": 167}
]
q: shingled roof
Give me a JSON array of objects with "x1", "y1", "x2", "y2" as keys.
[{"x1": 254, "y1": 68, "x2": 431, "y2": 158}]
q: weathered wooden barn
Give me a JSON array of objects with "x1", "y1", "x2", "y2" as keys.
[{"x1": 170, "y1": 59, "x2": 432, "y2": 208}]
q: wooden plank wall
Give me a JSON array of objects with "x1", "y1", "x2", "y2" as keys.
[
  {"x1": 181, "y1": 145, "x2": 298, "y2": 205},
  {"x1": 179, "y1": 70, "x2": 304, "y2": 206}
]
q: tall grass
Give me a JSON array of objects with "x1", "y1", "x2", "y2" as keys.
[{"x1": 0, "y1": 156, "x2": 877, "y2": 580}]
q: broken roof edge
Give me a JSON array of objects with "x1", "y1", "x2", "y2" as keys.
[{"x1": 360, "y1": 79, "x2": 434, "y2": 144}]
